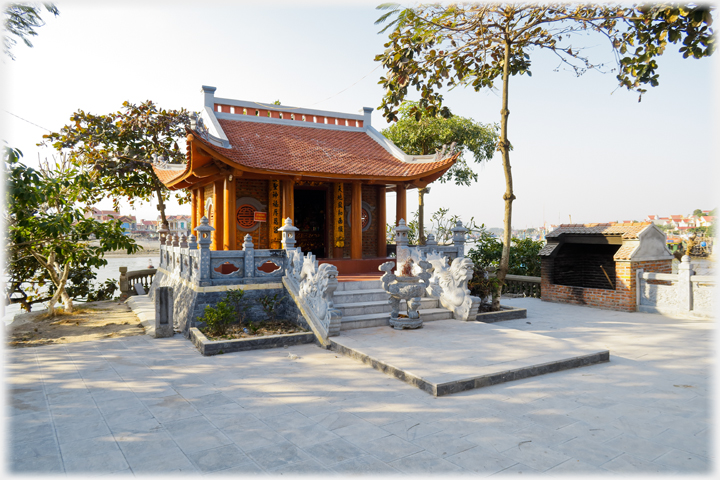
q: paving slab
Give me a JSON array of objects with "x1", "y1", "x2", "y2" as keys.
[{"x1": 331, "y1": 319, "x2": 609, "y2": 396}]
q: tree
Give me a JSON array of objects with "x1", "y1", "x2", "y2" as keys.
[
  {"x1": 375, "y1": 3, "x2": 715, "y2": 308},
  {"x1": 3, "y1": 2, "x2": 58, "y2": 60},
  {"x1": 382, "y1": 101, "x2": 497, "y2": 242},
  {"x1": 42, "y1": 101, "x2": 192, "y2": 229},
  {"x1": 5, "y1": 147, "x2": 139, "y2": 316}
]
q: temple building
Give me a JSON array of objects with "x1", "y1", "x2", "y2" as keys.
[{"x1": 154, "y1": 86, "x2": 459, "y2": 274}]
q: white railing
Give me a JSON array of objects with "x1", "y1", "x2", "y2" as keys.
[{"x1": 637, "y1": 255, "x2": 714, "y2": 317}]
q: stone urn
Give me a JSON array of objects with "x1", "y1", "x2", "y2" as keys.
[{"x1": 378, "y1": 260, "x2": 432, "y2": 330}]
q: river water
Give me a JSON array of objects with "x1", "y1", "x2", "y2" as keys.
[{"x1": 3, "y1": 254, "x2": 160, "y2": 325}]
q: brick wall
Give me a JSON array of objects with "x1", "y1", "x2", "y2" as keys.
[
  {"x1": 542, "y1": 257, "x2": 672, "y2": 312},
  {"x1": 235, "y1": 179, "x2": 269, "y2": 249}
]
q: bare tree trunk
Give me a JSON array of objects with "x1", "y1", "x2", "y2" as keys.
[
  {"x1": 32, "y1": 252, "x2": 73, "y2": 316},
  {"x1": 494, "y1": 38, "x2": 516, "y2": 310},
  {"x1": 155, "y1": 186, "x2": 169, "y2": 230}
]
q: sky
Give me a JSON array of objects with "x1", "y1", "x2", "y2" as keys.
[{"x1": 2, "y1": 1, "x2": 718, "y2": 231}]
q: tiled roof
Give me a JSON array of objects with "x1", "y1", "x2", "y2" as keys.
[
  {"x1": 614, "y1": 244, "x2": 638, "y2": 260},
  {"x1": 193, "y1": 120, "x2": 457, "y2": 178},
  {"x1": 545, "y1": 222, "x2": 652, "y2": 239},
  {"x1": 154, "y1": 165, "x2": 186, "y2": 184}
]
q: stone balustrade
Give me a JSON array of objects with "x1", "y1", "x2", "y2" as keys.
[{"x1": 636, "y1": 255, "x2": 714, "y2": 317}]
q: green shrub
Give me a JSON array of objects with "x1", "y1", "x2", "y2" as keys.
[
  {"x1": 225, "y1": 288, "x2": 250, "y2": 324},
  {"x1": 198, "y1": 301, "x2": 235, "y2": 336},
  {"x1": 259, "y1": 293, "x2": 281, "y2": 321}
]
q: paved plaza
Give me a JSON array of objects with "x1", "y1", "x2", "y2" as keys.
[{"x1": 5, "y1": 298, "x2": 714, "y2": 475}]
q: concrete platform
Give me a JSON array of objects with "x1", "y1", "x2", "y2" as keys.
[{"x1": 330, "y1": 319, "x2": 609, "y2": 396}]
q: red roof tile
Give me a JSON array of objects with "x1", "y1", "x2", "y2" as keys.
[
  {"x1": 153, "y1": 165, "x2": 186, "y2": 184},
  {"x1": 194, "y1": 120, "x2": 456, "y2": 178},
  {"x1": 546, "y1": 222, "x2": 652, "y2": 239}
]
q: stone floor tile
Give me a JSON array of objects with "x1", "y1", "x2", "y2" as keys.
[
  {"x1": 523, "y1": 410, "x2": 579, "y2": 430},
  {"x1": 223, "y1": 426, "x2": 289, "y2": 452},
  {"x1": 551, "y1": 436, "x2": 624, "y2": 466},
  {"x1": 330, "y1": 454, "x2": 400, "y2": 474},
  {"x1": 244, "y1": 441, "x2": 310, "y2": 471},
  {"x1": 186, "y1": 444, "x2": 250, "y2": 473},
  {"x1": 444, "y1": 446, "x2": 516, "y2": 474},
  {"x1": 354, "y1": 434, "x2": 424, "y2": 463},
  {"x1": 411, "y1": 431, "x2": 476, "y2": 457},
  {"x1": 186, "y1": 392, "x2": 235, "y2": 410},
  {"x1": 600, "y1": 453, "x2": 674, "y2": 474},
  {"x1": 611, "y1": 415, "x2": 670, "y2": 439},
  {"x1": 261, "y1": 411, "x2": 315, "y2": 432},
  {"x1": 204, "y1": 462, "x2": 267, "y2": 475},
  {"x1": 8, "y1": 418, "x2": 55, "y2": 445},
  {"x1": 304, "y1": 438, "x2": 368, "y2": 466},
  {"x1": 499, "y1": 441, "x2": 571, "y2": 472},
  {"x1": 493, "y1": 462, "x2": 542, "y2": 475},
  {"x1": 512, "y1": 422, "x2": 576, "y2": 448},
  {"x1": 63, "y1": 449, "x2": 129, "y2": 474},
  {"x1": 127, "y1": 451, "x2": 198, "y2": 474},
  {"x1": 603, "y1": 433, "x2": 673, "y2": 462},
  {"x1": 556, "y1": 419, "x2": 623, "y2": 443},
  {"x1": 389, "y1": 449, "x2": 465, "y2": 474},
  {"x1": 333, "y1": 419, "x2": 392, "y2": 443},
  {"x1": 463, "y1": 427, "x2": 526, "y2": 453},
  {"x1": 279, "y1": 423, "x2": 341, "y2": 448},
  {"x1": 651, "y1": 427, "x2": 711, "y2": 457},
  {"x1": 545, "y1": 458, "x2": 612, "y2": 474},
  {"x1": 381, "y1": 418, "x2": 443, "y2": 441},
  {"x1": 310, "y1": 411, "x2": 364, "y2": 431},
  {"x1": 272, "y1": 458, "x2": 332, "y2": 474},
  {"x1": 142, "y1": 394, "x2": 201, "y2": 423},
  {"x1": 8, "y1": 434, "x2": 59, "y2": 462},
  {"x1": 9, "y1": 453, "x2": 64, "y2": 473},
  {"x1": 54, "y1": 416, "x2": 112, "y2": 445},
  {"x1": 652, "y1": 448, "x2": 711, "y2": 473}
]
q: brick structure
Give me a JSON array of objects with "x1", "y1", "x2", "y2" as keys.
[{"x1": 540, "y1": 223, "x2": 673, "y2": 312}]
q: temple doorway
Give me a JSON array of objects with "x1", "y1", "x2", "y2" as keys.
[{"x1": 294, "y1": 188, "x2": 327, "y2": 258}]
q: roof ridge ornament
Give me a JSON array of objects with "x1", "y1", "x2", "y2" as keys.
[{"x1": 189, "y1": 112, "x2": 210, "y2": 141}]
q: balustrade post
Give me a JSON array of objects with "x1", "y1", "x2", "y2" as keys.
[
  {"x1": 119, "y1": 267, "x2": 128, "y2": 295},
  {"x1": 195, "y1": 216, "x2": 214, "y2": 284},
  {"x1": 279, "y1": 217, "x2": 299, "y2": 250},
  {"x1": 243, "y1": 234, "x2": 255, "y2": 278},
  {"x1": 394, "y1": 219, "x2": 410, "y2": 269},
  {"x1": 678, "y1": 255, "x2": 694, "y2": 312},
  {"x1": 171, "y1": 233, "x2": 180, "y2": 247},
  {"x1": 179, "y1": 234, "x2": 188, "y2": 248},
  {"x1": 188, "y1": 234, "x2": 198, "y2": 250},
  {"x1": 636, "y1": 268, "x2": 644, "y2": 307},
  {"x1": 451, "y1": 220, "x2": 468, "y2": 258},
  {"x1": 158, "y1": 224, "x2": 169, "y2": 245}
]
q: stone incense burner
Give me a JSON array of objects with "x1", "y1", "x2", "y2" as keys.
[{"x1": 379, "y1": 258, "x2": 432, "y2": 330}]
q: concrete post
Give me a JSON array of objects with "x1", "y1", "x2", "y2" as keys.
[
  {"x1": 195, "y1": 216, "x2": 215, "y2": 284},
  {"x1": 188, "y1": 234, "x2": 198, "y2": 250},
  {"x1": 678, "y1": 255, "x2": 694, "y2": 312},
  {"x1": 243, "y1": 234, "x2": 255, "y2": 278},
  {"x1": 179, "y1": 234, "x2": 188, "y2": 249},
  {"x1": 395, "y1": 219, "x2": 410, "y2": 271},
  {"x1": 154, "y1": 286, "x2": 174, "y2": 338},
  {"x1": 279, "y1": 217, "x2": 299, "y2": 250},
  {"x1": 158, "y1": 224, "x2": 169, "y2": 245},
  {"x1": 452, "y1": 221, "x2": 468, "y2": 258},
  {"x1": 119, "y1": 267, "x2": 128, "y2": 295}
]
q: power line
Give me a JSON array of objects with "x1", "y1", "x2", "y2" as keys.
[
  {"x1": 4, "y1": 110, "x2": 52, "y2": 132},
  {"x1": 310, "y1": 64, "x2": 382, "y2": 107}
]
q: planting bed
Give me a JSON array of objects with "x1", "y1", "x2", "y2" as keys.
[{"x1": 475, "y1": 305, "x2": 527, "y2": 323}]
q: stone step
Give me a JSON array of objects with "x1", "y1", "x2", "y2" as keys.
[
  {"x1": 340, "y1": 308, "x2": 454, "y2": 331},
  {"x1": 335, "y1": 279, "x2": 384, "y2": 291},
  {"x1": 336, "y1": 297, "x2": 440, "y2": 317},
  {"x1": 333, "y1": 288, "x2": 390, "y2": 304}
]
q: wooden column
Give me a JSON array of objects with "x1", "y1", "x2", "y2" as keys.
[
  {"x1": 377, "y1": 186, "x2": 387, "y2": 258},
  {"x1": 269, "y1": 179, "x2": 281, "y2": 249},
  {"x1": 281, "y1": 179, "x2": 295, "y2": 223},
  {"x1": 333, "y1": 182, "x2": 345, "y2": 258},
  {"x1": 223, "y1": 176, "x2": 236, "y2": 250},
  {"x1": 396, "y1": 184, "x2": 407, "y2": 227},
  {"x1": 197, "y1": 187, "x2": 205, "y2": 227},
  {"x1": 212, "y1": 180, "x2": 224, "y2": 250},
  {"x1": 191, "y1": 189, "x2": 198, "y2": 232},
  {"x1": 351, "y1": 182, "x2": 362, "y2": 259}
]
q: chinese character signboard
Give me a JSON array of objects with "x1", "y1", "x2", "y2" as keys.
[{"x1": 333, "y1": 182, "x2": 345, "y2": 248}]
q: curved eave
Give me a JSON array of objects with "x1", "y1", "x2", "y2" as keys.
[{"x1": 180, "y1": 131, "x2": 459, "y2": 189}]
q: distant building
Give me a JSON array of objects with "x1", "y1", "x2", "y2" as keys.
[
  {"x1": 161, "y1": 215, "x2": 192, "y2": 237},
  {"x1": 116, "y1": 215, "x2": 137, "y2": 235},
  {"x1": 86, "y1": 207, "x2": 121, "y2": 222}
]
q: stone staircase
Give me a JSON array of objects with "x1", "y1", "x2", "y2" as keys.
[{"x1": 334, "y1": 279, "x2": 453, "y2": 331}]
